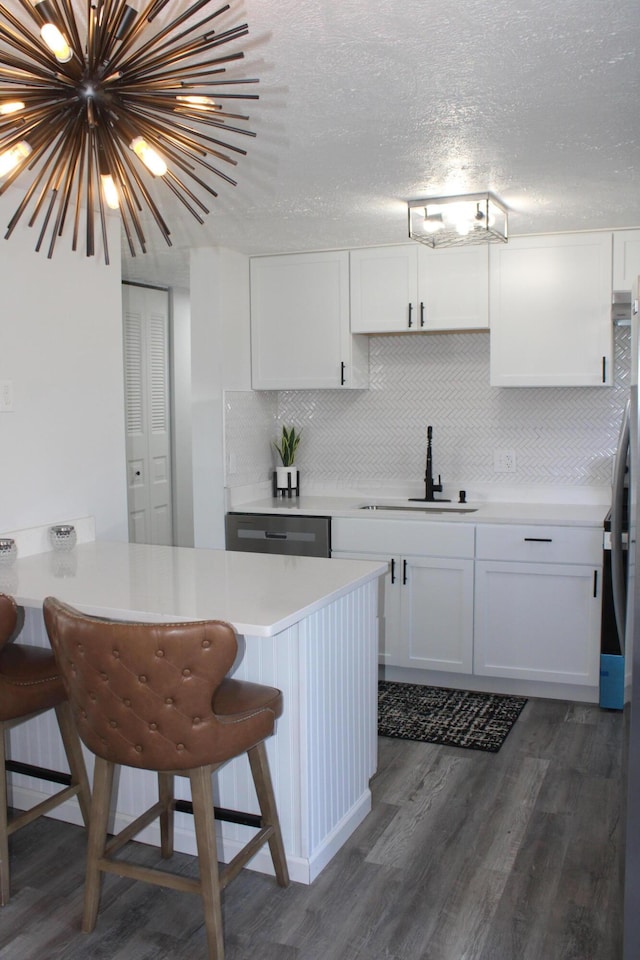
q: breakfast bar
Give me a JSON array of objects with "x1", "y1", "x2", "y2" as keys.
[{"x1": 6, "y1": 538, "x2": 386, "y2": 884}]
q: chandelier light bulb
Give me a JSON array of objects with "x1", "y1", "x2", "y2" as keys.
[
  {"x1": 0, "y1": 102, "x2": 25, "y2": 116},
  {"x1": 0, "y1": 141, "x2": 32, "y2": 177},
  {"x1": 130, "y1": 136, "x2": 168, "y2": 177},
  {"x1": 100, "y1": 174, "x2": 120, "y2": 210},
  {"x1": 176, "y1": 95, "x2": 219, "y2": 110},
  {"x1": 423, "y1": 212, "x2": 444, "y2": 234},
  {"x1": 40, "y1": 23, "x2": 72, "y2": 62},
  {"x1": 455, "y1": 220, "x2": 473, "y2": 236}
]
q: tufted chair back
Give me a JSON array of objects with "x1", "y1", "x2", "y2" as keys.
[
  {"x1": 0, "y1": 595, "x2": 18, "y2": 652},
  {"x1": 43, "y1": 596, "x2": 276, "y2": 772}
]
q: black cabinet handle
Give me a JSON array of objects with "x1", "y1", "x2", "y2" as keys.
[
  {"x1": 602, "y1": 356, "x2": 607, "y2": 383},
  {"x1": 402, "y1": 559, "x2": 408, "y2": 584},
  {"x1": 390, "y1": 558, "x2": 396, "y2": 584},
  {"x1": 593, "y1": 569, "x2": 598, "y2": 598},
  {"x1": 340, "y1": 361, "x2": 346, "y2": 385},
  {"x1": 420, "y1": 302, "x2": 425, "y2": 327},
  {"x1": 408, "y1": 303, "x2": 413, "y2": 328},
  {"x1": 524, "y1": 537, "x2": 553, "y2": 542},
  {"x1": 265, "y1": 532, "x2": 287, "y2": 539}
]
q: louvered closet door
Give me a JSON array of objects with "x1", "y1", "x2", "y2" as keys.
[{"x1": 122, "y1": 283, "x2": 174, "y2": 545}]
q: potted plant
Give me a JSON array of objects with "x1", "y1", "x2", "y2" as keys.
[{"x1": 274, "y1": 425, "x2": 301, "y2": 491}]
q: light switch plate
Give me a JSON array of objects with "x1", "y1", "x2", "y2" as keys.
[{"x1": 0, "y1": 380, "x2": 13, "y2": 412}]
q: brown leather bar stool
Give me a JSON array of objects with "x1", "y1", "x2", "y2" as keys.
[
  {"x1": 43, "y1": 596, "x2": 290, "y2": 960},
  {"x1": 0, "y1": 593, "x2": 91, "y2": 906}
]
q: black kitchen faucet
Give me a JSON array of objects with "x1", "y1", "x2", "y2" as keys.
[{"x1": 409, "y1": 425, "x2": 451, "y2": 503}]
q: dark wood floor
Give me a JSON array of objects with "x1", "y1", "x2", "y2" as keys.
[{"x1": 0, "y1": 697, "x2": 624, "y2": 960}]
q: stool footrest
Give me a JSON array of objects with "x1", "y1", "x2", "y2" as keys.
[
  {"x1": 174, "y1": 798, "x2": 263, "y2": 829},
  {"x1": 5, "y1": 759, "x2": 72, "y2": 787}
]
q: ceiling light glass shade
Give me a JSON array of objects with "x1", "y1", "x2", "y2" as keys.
[
  {"x1": 0, "y1": 0, "x2": 259, "y2": 263},
  {"x1": 408, "y1": 192, "x2": 508, "y2": 248}
]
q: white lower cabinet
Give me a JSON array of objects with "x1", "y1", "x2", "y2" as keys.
[
  {"x1": 332, "y1": 518, "x2": 475, "y2": 672},
  {"x1": 333, "y1": 516, "x2": 603, "y2": 696},
  {"x1": 473, "y1": 525, "x2": 602, "y2": 687},
  {"x1": 401, "y1": 555, "x2": 474, "y2": 671}
]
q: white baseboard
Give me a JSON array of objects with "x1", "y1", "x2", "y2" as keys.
[{"x1": 8, "y1": 784, "x2": 373, "y2": 887}]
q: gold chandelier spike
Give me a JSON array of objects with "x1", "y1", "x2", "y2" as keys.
[{"x1": 0, "y1": 0, "x2": 258, "y2": 263}]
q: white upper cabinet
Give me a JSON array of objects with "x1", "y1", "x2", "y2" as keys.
[
  {"x1": 250, "y1": 251, "x2": 369, "y2": 390},
  {"x1": 489, "y1": 232, "x2": 613, "y2": 387},
  {"x1": 417, "y1": 245, "x2": 489, "y2": 332},
  {"x1": 350, "y1": 244, "x2": 489, "y2": 334},
  {"x1": 350, "y1": 245, "x2": 418, "y2": 333},
  {"x1": 613, "y1": 229, "x2": 640, "y2": 293}
]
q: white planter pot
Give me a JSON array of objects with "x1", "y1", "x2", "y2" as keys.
[{"x1": 276, "y1": 466, "x2": 298, "y2": 490}]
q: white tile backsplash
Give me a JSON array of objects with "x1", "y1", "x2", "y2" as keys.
[{"x1": 225, "y1": 328, "x2": 629, "y2": 495}]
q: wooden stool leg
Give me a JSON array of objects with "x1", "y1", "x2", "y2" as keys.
[
  {"x1": 158, "y1": 773, "x2": 174, "y2": 859},
  {"x1": 54, "y1": 701, "x2": 91, "y2": 827},
  {"x1": 248, "y1": 741, "x2": 290, "y2": 887},
  {"x1": 83, "y1": 756, "x2": 114, "y2": 934},
  {"x1": 0, "y1": 724, "x2": 9, "y2": 906},
  {"x1": 190, "y1": 766, "x2": 224, "y2": 960}
]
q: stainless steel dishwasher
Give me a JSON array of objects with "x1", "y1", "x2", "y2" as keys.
[{"x1": 225, "y1": 512, "x2": 331, "y2": 558}]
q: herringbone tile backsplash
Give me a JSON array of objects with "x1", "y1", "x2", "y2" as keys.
[{"x1": 225, "y1": 328, "x2": 630, "y2": 492}]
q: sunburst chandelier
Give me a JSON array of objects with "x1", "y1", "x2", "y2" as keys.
[{"x1": 0, "y1": 0, "x2": 258, "y2": 263}]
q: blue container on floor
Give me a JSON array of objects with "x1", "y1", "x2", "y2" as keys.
[{"x1": 599, "y1": 653, "x2": 625, "y2": 710}]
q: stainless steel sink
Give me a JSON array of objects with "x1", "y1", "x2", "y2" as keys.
[{"x1": 359, "y1": 504, "x2": 477, "y2": 514}]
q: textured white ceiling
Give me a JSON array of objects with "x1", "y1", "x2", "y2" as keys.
[{"x1": 35, "y1": 0, "x2": 639, "y2": 285}]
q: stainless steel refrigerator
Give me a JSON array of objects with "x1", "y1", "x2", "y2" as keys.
[{"x1": 623, "y1": 298, "x2": 640, "y2": 958}]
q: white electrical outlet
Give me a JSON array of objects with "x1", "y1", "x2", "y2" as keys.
[
  {"x1": 0, "y1": 380, "x2": 13, "y2": 412},
  {"x1": 494, "y1": 449, "x2": 517, "y2": 473}
]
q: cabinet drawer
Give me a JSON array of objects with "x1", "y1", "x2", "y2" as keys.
[
  {"x1": 331, "y1": 517, "x2": 475, "y2": 558},
  {"x1": 475, "y1": 524, "x2": 602, "y2": 564}
]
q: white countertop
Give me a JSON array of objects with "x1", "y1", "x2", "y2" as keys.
[
  {"x1": 9, "y1": 541, "x2": 386, "y2": 637},
  {"x1": 227, "y1": 495, "x2": 610, "y2": 528}
]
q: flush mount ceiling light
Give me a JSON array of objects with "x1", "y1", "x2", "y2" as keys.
[
  {"x1": 0, "y1": 0, "x2": 258, "y2": 263},
  {"x1": 408, "y1": 192, "x2": 508, "y2": 249}
]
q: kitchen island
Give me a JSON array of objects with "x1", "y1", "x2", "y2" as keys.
[{"x1": 7, "y1": 538, "x2": 386, "y2": 884}]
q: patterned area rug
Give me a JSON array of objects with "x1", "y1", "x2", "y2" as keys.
[{"x1": 378, "y1": 681, "x2": 528, "y2": 753}]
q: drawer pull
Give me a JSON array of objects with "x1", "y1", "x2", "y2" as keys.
[
  {"x1": 390, "y1": 558, "x2": 396, "y2": 584},
  {"x1": 593, "y1": 569, "x2": 598, "y2": 598},
  {"x1": 403, "y1": 559, "x2": 408, "y2": 585},
  {"x1": 524, "y1": 537, "x2": 553, "y2": 543}
]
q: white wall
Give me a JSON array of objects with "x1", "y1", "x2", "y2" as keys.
[
  {"x1": 0, "y1": 188, "x2": 128, "y2": 541},
  {"x1": 190, "y1": 247, "x2": 251, "y2": 548},
  {"x1": 171, "y1": 285, "x2": 194, "y2": 546}
]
